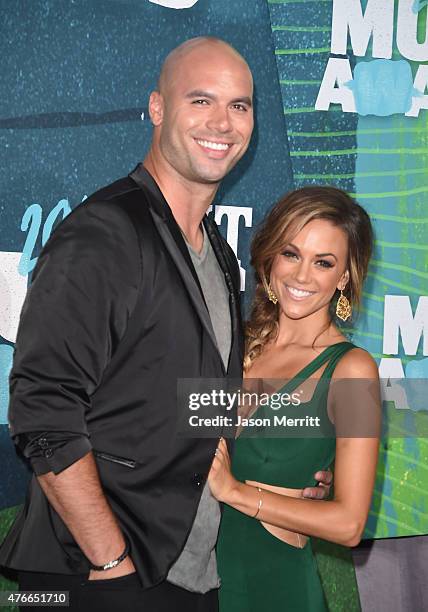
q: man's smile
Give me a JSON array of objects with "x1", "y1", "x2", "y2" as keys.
[
  {"x1": 196, "y1": 139, "x2": 231, "y2": 151},
  {"x1": 194, "y1": 138, "x2": 235, "y2": 158}
]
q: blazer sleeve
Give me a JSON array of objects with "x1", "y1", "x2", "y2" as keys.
[{"x1": 9, "y1": 200, "x2": 141, "y2": 474}]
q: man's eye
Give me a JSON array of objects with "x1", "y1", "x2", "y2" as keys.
[
  {"x1": 193, "y1": 99, "x2": 209, "y2": 105},
  {"x1": 232, "y1": 104, "x2": 247, "y2": 111}
]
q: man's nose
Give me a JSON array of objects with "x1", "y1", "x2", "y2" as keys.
[{"x1": 206, "y1": 106, "x2": 233, "y2": 133}]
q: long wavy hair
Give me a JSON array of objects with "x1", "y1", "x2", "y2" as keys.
[{"x1": 244, "y1": 186, "x2": 373, "y2": 371}]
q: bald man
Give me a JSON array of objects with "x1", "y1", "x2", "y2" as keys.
[{"x1": 0, "y1": 38, "x2": 329, "y2": 611}]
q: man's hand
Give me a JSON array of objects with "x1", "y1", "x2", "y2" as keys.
[{"x1": 302, "y1": 470, "x2": 332, "y2": 500}]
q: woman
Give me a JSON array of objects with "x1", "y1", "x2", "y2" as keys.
[{"x1": 209, "y1": 186, "x2": 380, "y2": 611}]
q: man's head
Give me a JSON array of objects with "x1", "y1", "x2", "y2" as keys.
[{"x1": 148, "y1": 37, "x2": 254, "y2": 186}]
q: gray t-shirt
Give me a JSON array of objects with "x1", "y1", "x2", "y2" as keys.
[{"x1": 167, "y1": 223, "x2": 232, "y2": 593}]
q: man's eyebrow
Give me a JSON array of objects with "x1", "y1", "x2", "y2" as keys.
[
  {"x1": 185, "y1": 90, "x2": 217, "y2": 100},
  {"x1": 185, "y1": 90, "x2": 253, "y2": 107}
]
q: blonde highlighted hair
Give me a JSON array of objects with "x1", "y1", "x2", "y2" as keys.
[{"x1": 244, "y1": 186, "x2": 373, "y2": 371}]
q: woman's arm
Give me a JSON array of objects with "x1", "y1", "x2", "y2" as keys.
[{"x1": 208, "y1": 349, "x2": 380, "y2": 547}]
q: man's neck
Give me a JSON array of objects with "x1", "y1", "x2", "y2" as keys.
[{"x1": 143, "y1": 152, "x2": 219, "y2": 250}]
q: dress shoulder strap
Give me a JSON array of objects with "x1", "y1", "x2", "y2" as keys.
[
  {"x1": 291, "y1": 341, "x2": 354, "y2": 382},
  {"x1": 320, "y1": 341, "x2": 357, "y2": 380},
  {"x1": 279, "y1": 342, "x2": 357, "y2": 396}
]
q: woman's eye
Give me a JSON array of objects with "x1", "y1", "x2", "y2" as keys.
[
  {"x1": 317, "y1": 260, "x2": 334, "y2": 269},
  {"x1": 282, "y1": 251, "x2": 298, "y2": 259}
]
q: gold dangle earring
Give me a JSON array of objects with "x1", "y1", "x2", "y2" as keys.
[
  {"x1": 267, "y1": 283, "x2": 278, "y2": 305},
  {"x1": 336, "y1": 290, "x2": 352, "y2": 321}
]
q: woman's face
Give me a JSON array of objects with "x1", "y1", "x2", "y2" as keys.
[{"x1": 269, "y1": 219, "x2": 349, "y2": 322}]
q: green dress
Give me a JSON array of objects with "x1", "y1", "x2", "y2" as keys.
[{"x1": 217, "y1": 342, "x2": 361, "y2": 612}]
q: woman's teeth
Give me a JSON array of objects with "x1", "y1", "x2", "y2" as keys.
[{"x1": 287, "y1": 286, "x2": 313, "y2": 298}]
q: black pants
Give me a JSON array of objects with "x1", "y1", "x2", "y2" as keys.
[{"x1": 18, "y1": 571, "x2": 219, "y2": 612}]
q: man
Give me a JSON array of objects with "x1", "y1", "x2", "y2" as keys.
[{"x1": 0, "y1": 38, "x2": 330, "y2": 611}]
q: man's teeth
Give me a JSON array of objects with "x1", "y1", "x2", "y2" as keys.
[
  {"x1": 288, "y1": 286, "x2": 313, "y2": 297},
  {"x1": 197, "y1": 139, "x2": 230, "y2": 151}
]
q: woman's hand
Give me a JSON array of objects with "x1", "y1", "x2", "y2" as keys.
[{"x1": 208, "y1": 438, "x2": 239, "y2": 503}]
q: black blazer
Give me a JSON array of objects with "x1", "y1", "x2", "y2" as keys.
[{"x1": 0, "y1": 164, "x2": 244, "y2": 587}]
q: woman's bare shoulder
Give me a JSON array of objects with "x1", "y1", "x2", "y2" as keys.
[{"x1": 333, "y1": 346, "x2": 379, "y2": 379}]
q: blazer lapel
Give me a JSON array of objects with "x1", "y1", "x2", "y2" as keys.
[
  {"x1": 129, "y1": 164, "x2": 220, "y2": 357},
  {"x1": 204, "y1": 217, "x2": 242, "y2": 372}
]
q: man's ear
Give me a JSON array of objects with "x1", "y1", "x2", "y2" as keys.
[
  {"x1": 148, "y1": 91, "x2": 164, "y2": 126},
  {"x1": 337, "y1": 269, "x2": 350, "y2": 292}
]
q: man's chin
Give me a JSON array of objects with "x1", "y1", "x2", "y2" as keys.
[
  {"x1": 191, "y1": 161, "x2": 240, "y2": 184},
  {"x1": 199, "y1": 175, "x2": 226, "y2": 185},
  {"x1": 191, "y1": 170, "x2": 229, "y2": 185}
]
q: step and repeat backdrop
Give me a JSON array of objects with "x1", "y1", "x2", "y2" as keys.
[{"x1": 1, "y1": 0, "x2": 427, "y2": 608}]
